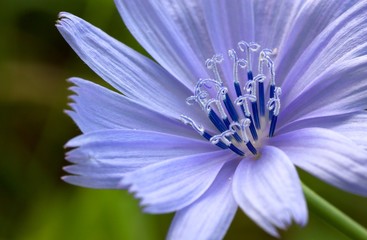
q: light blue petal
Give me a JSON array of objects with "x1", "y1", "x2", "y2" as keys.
[
  {"x1": 270, "y1": 128, "x2": 367, "y2": 196},
  {"x1": 253, "y1": 0, "x2": 304, "y2": 49},
  {"x1": 114, "y1": 0, "x2": 211, "y2": 87},
  {"x1": 277, "y1": 111, "x2": 367, "y2": 150},
  {"x1": 62, "y1": 175, "x2": 122, "y2": 189},
  {"x1": 332, "y1": 112, "x2": 367, "y2": 150},
  {"x1": 232, "y1": 146, "x2": 307, "y2": 237},
  {"x1": 200, "y1": 0, "x2": 255, "y2": 88},
  {"x1": 121, "y1": 150, "x2": 237, "y2": 214},
  {"x1": 67, "y1": 77, "x2": 199, "y2": 138},
  {"x1": 203, "y1": 0, "x2": 255, "y2": 50},
  {"x1": 56, "y1": 12, "x2": 196, "y2": 119},
  {"x1": 279, "y1": 55, "x2": 367, "y2": 127},
  {"x1": 201, "y1": 0, "x2": 302, "y2": 90},
  {"x1": 64, "y1": 129, "x2": 218, "y2": 189},
  {"x1": 167, "y1": 161, "x2": 238, "y2": 240},
  {"x1": 279, "y1": 0, "x2": 367, "y2": 109},
  {"x1": 277, "y1": 0, "x2": 363, "y2": 88}
]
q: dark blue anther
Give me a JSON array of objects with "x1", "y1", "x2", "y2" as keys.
[
  {"x1": 202, "y1": 131, "x2": 212, "y2": 141},
  {"x1": 247, "y1": 70, "x2": 253, "y2": 81},
  {"x1": 269, "y1": 115, "x2": 278, "y2": 137},
  {"x1": 269, "y1": 84, "x2": 275, "y2": 98},
  {"x1": 228, "y1": 144, "x2": 245, "y2": 156},
  {"x1": 223, "y1": 93, "x2": 239, "y2": 122},
  {"x1": 251, "y1": 102, "x2": 261, "y2": 129},
  {"x1": 249, "y1": 120, "x2": 258, "y2": 141},
  {"x1": 234, "y1": 82, "x2": 242, "y2": 97},
  {"x1": 269, "y1": 84, "x2": 275, "y2": 120},
  {"x1": 223, "y1": 117, "x2": 231, "y2": 128},
  {"x1": 234, "y1": 82, "x2": 258, "y2": 140},
  {"x1": 221, "y1": 93, "x2": 242, "y2": 142},
  {"x1": 222, "y1": 117, "x2": 242, "y2": 142},
  {"x1": 208, "y1": 109, "x2": 227, "y2": 133},
  {"x1": 217, "y1": 141, "x2": 229, "y2": 149},
  {"x1": 232, "y1": 132, "x2": 242, "y2": 142},
  {"x1": 209, "y1": 109, "x2": 242, "y2": 142},
  {"x1": 246, "y1": 141, "x2": 257, "y2": 155},
  {"x1": 238, "y1": 105, "x2": 258, "y2": 140},
  {"x1": 202, "y1": 132, "x2": 227, "y2": 149},
  {"x1": 259, "y1": 81, "x2": 265, "y2": 116}
]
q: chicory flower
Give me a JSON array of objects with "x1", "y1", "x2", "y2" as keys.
[{"x1": 57, "y1": 0, "x2": 367, "y2": 239}]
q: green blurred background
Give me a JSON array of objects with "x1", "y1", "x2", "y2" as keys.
[{"x1": 0, "y1": 0, "x2": 366, "y2": 239}]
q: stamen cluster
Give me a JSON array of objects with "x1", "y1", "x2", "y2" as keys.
[{"x1": 181, "y1": 41, "x2": 281, "y2": 157}]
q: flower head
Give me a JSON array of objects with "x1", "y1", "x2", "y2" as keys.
[{"x1": 57, "y1": 0, "x2": 367, "y2": 239}]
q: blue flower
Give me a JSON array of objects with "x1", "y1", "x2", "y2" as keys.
[{"x1": 57, "y1": 1, "x2": 367, "y2": 239}]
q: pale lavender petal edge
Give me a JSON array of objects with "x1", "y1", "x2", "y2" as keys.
[
  {"x1": 56, "y1": 12, "x2": 197, "y2": 119},
  {"x1": 63, "y1": 129, "x2": 218, "y2": 189}
]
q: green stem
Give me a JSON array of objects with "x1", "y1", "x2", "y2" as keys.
[{"x1": 302, "y1": 183, "x2": 367, "y2": 240}]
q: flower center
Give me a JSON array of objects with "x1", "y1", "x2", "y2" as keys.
[{"x1": 180, "y1": 41, "x2": 281, "y2": 157}]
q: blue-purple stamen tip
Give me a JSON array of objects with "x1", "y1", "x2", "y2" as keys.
[
  {"x1": 247, "y1": 71, "x2": 253, "y2": 81},
  {"x1": 268, "y1": 115, "x2": 277, "y2": 138},
  {"x1": 208, "y1": 109, "x2": 227, "y2": 133},
  {"x1": 259, "y1": 81, "x2": 265, "y2": 116},
  {"x1": 269, "y1": 84, "x2": 275, "y2": 120},
  {"x1": 223, "y1": 93, "x2": 239, "y2": 122},
  {"x1": 246, "y1": 141, "x2": 257, "y2": 155},
  {"x1": 181, "y1": 41, "x2": 281, "y2": 157},
  {"x1": 249, "y1": 121, "x2": 258, "y2": 141},
  {"x1": 251, "y1": 102, "x2": 261, "y2": 129},
  {"x1": 202, "y1": 131, "x2": 227, "y2": 149}
]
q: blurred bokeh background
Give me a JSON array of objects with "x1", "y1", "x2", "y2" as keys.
[{"x1": 1, "y1": 0, "x2": 366, "y2": 239}]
